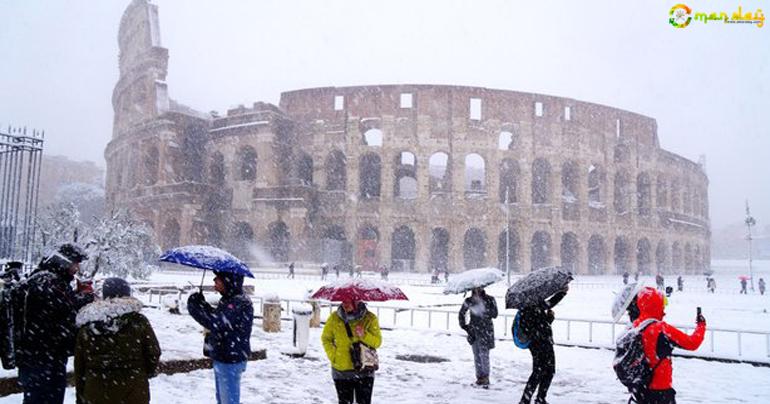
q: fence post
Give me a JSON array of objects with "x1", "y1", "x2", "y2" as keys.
[
  {"x1": 589, "y1": 322, "x2": 593, "y2": 343},
  {"x1": 393, "y1": 309, "x2": 397, "y2": 327},
  {"x1": 567, "y1": 320, "x2": 571, "y2": 341},
  {"x1": 710, "y1": 330, "x2": 715, "y2": 353},
  {"x1": 410, "y1": 310, "x2": 414, "y2": 327},
  {"x1": 428, "y1": 311, "x2": 432, "y2": 329},
  {"x1": 446, "y1": 312, "x2": 450, "y2": 330},
  {"x1": 766, "y1": 334, "x2": 770, "y2": 358},
  {"x1": 611, "y1": 323, "x2": 615, "y2": 343},
  {"x1": 737, "y1": 332, "x2": 742, "y2": 356}
]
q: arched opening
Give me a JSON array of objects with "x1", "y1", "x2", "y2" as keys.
[
  {"x1": 560, "y1": 232, "x2": 580, "y2": 272},
  {"x1": 464, "y1": 153, "x2": 486, "y2": 194},
  {"x1": 670, "y1": 178, "x2": 681, "y2": 212},
  {"x1": 498, "y1": 131, "x2": 514, "y2": 150},
  {"x1": 682, "y1": 185, "x2": 692, "y2": 215},
  {"x1": 357, "y1": 225, "x2": 379, "y2": 271},
  {"x1": 359, "y1": 153, "x2": 382, "y2": 199},
  {"x1": 391, "y1": 225, "x2": 416, "y2": 272},
  {"x1": 614, "y1": 236, "x2": 631, "y2": 274},
  {"x1": 671, "y1": 242, "x2": 683, "y2": 274},
  {"x1": 430, "y1": 227, "x2": 450, "y2": 272},
  {"x1": 499, "y1": 158, "x2": 519, "y2": 203},
  {"x1": 227, "y1": 221, "x2": 254, "y2": 262},
  {"x1": 363, "y1": 128, "x2": 383, "y2": 147},
  {"x1": 532, "y1": 158, "x2": 551, "y2": 204},
  {"x1": 394, "y1": 151, "x2": 417, "y2": 199},
  {"x1": 637, "y1": 238, "x2": 652, "y2": 275},
  {"x1": 429, "y1": 152, "x2": 450, "y2": 194},
  {"x1": 144, "y1": 145, "x2": 159, "y2": 185},
  {"x1": 325, "y1": 150, "x2": 347, "y2": 191},
  {"x1": 237, "y1": 146, "x2": 257, "y2": 181},
  {"x1": 269, "y1": 221, "x2": 290, "y2": 262},
  {"x1": 588, "y1": 163, "x2": 603, "y2": 206},
  {"x1": 656, "y1": 174, "x2": 667, "y2": 210},
  {"x1": 614, "y1": 171, "x2": 630, "y2": 215},
  {"x1": 497, "y1": 229, "x2": 520, "y2": 273},
  {"x1": 587, "y1": 235, "x2": 606, "y2": 274},
  {"x1": 463, "y1": 228, "x2": 486, "y2": 269},
  {"x1": 684, "y1": 243, "x2": 693, "y2": 274},
  {"x1": 694, "y1": 245, "x2": 703, "y2": 273},
  {"x1": 322, "y1": 225, "x2": 346, "y2": 241},
  {"x1": 656, "y1": 241, "x2": 669, "y2": 274},
  {"x1": 530, "y1": 231, "x2": 552, "y2": 270},
  {"x1": 562, "y1": 161, "x2": 579, "y2": 220},
  {"x1": 637, "y1": 172, "x2": 652, "y2": 216},
  {"x1": 613, "y1": 144, "x2": 630, "y2": 163},
  {"x1": 208, "y1": 152, "x2": 225, "y2": 185},
  {"x1": 161, "y1": 218, "x2": 180, "y2": 250},
  {"x1": 297, "y1": 152, "x2": 313, "y2": 186}
]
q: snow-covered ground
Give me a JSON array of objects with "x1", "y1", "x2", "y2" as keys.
[{"x1": 1, "y1": 260, "x2": 768, "y2": 403}]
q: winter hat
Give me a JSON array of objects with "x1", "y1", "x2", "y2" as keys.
[{"x1": 102, "y1": 277, "x2": 131, "y2": 299}]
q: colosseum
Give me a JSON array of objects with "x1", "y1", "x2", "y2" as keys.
[{"x1": 105, "y1": 0, "x2": 710, "y2": 275}]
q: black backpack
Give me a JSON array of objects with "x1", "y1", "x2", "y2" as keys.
[{"x1": 613, "y1": 319, "x2": 659, "y2": 392}]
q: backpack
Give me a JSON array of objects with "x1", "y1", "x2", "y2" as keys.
[
  {"x1": 512, "y1": 311, "x2": 530, "y2": 349},
  {"x1": 613, "y1": 319, "x2": 659, "y2": 392}
]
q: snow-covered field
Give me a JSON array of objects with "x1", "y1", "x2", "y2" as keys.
[{"x1": 1, "y1": 260, "x2": 769, "y2": 403}]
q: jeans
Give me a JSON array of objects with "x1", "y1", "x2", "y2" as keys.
[
  {"x1": 471, "y1": 341, "x2": 490, "y2": 379},
  {"x1": 520, "y1": 343, "x2": 555, "y2": 403},
  {"x1": 334, "y1": 377, "x2": 374, "y2": 404},
  {"x1": 213, "y1": 361, "x2": 247, "y2": 404},
  {"x1": 18, "y1": 359, "x2": 67, "y2": 404}
]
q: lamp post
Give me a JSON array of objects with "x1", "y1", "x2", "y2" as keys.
[
  {"x1": 505, "y1": 188, "x2": 511, "y2": 285},
  {"x1": 745, "y1": 200, "x2": 756, "y2": 291}
]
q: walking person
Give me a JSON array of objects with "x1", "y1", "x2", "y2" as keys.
[
  {"x1": 740, "y1": 278, "x2": 748, "y2": 294},
  {"x1": 13, "y1": 243, "x2": 95, "y2": 404},
  {"x1": 321, "y1": 263, "x2": 329, "y2": 281},
  {"x1": 187, "y1": 270, "x2": 254, "y2": 404},
  {"x1": 287, "y1": 262, "x2": 295, "y2": 279},
  {"x1": 321, "y1": 299, "x2": 382, "y2": 404},
  {"x1": 334, "y1": 264, "x2": 340, "y2": 279},
  {"x1": 622, "y1": 271, "x2": 629, "y2": 285},
  {"x1": 759, "y1": 278, "x2": 766, "y2": 295},
  {"x1": 517, "y1": 287, "x2": 568, "y2": 404},
  {"x1": 655, "y1": 273, "x2": 665, "y2": 291},
  {"x1": 677, "y1": 276, "x2": 683, "y2": 292},
  {"x1": 458, "y1": 287, "x2": 498, "y2": 387},
  {"x1": 75, "y1": 278, "x2": 161, "y2": 404},
  {"x1": 630, "y1": 287, "x2": 706, "y2": 403}
]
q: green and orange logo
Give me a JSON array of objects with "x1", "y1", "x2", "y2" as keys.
[
  {"x1": 669, "y1": 4, "x2": 692, "y2": 28},
  {"x1": 669, "y1": 4, "x2": 765, "y2": 28}
]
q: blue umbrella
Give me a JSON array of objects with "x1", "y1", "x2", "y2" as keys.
[{"x1": 159, "y1": 245, "x2": 254, "y2": 290}]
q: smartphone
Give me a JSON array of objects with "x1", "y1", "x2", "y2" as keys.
[{"x1": 697, "y1": 307, "x2": 702, "y2": 316}]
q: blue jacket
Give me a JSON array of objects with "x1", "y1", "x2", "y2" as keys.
[{"x1": 187, "y1": 285, "x2": 253, "y2": 363}]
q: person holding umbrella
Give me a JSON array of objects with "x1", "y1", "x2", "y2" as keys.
[{"x1": 458, "y1": 287, "x2": 498, "y2": 387}]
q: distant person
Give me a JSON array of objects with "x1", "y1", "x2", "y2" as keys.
[
  {"x1": 287, "y1": 262, "x2": 295, "y2": 279},
  {"x1": 355, "y1": 265, "x2": 363, "y2": 278},
  {"x1": 707, "y1": 277, "x2": 716, "y2": 293},
  {"x1": 634, "y1": 271, "x2": 640, "y2": 282},
  {"x1": 677, "y1": 276, "x2": 683, "y2": 292},
  {"x1": 655, "y1": 273, "x2": 665, "y2": 291},
  {"x1": 740, "y1": 278, "x2": 748, "y2": 294},
  {"x1": 444, "y1": 269, "x2": 449, "y2": 283},
  {"x1": 321, "y1": 263, "x2": 329, "y2": 281},
  {"x1": 458, "y1": 287, "x2": 498, "y2": 387},
  {"x1": 348, "y1": 265, "x2": 354, "y2": 278},
  {"x1": 380, "y1": 265, "x2": 389, "y2": 281},
  {"x1": 334, "y1": 264, "x2": 340, "y2": 278},
  {"x1": 622, "y1": 272, "x2": 629, "y2": 285},
  {"x1": 759, "y1": 278, "x2": 766, "y2": 295}
]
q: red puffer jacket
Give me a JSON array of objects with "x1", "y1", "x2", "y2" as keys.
[{"x1": 633, "y1": 287, "x2": 706, "y2": 391}]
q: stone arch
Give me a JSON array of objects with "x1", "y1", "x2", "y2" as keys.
[
  {"x1": 560, "y1": 232, "x2": 580, "y2": 272},
  {"x1": 237, "y1": 146, "x2": 257, "y2": 181},
  {"x1": 614, "y1": 236, "x2": 631, "y2": 274},
  {"x1": 637, "y1": 238, "x2": 652, "y2": 275},
  {"x1": 682, "y1": 184, "x2": 692, "y2": 215},
  {"x1": 394, "y1": 151, "x2": 417, "y2": 199},
  {"x1": 532, "y1": 158, "x2": 551, "y2": 204},
  {"x1": 530, "y1": 231, "x2": 552, "y2": 270},
  {"x1": 143, "y1": 144, "x2": 159, "y2": 185},
  {"x1": 429, "y1": 152, "x2": 450, "y2": 194},
  {"x1": 656, "y1": 241, "x2": 669, "y2": 274},
  {"x1": 359, "y1": 153, "x2": 382, "y2": 199},
  {"x1": 363, "y1": 128, "x2": 383, "y2": 147},
  {"x1": 684, "y1": 243, "x2": 693, "y2": 273},
  {"x1": 464, "y1": 153, "x2": 486, "y2": 194},
  {"x1": 614, "y1": 170, "x2": 630, "y2": 214},
  {"x1": 322, "y1": 224, "x2": 346, "y2": 241},
  {"x1": 499, "y1": 158, "x2": 519, "y2": 203},
  {"x1": 588, "y1": 163, "x2": 603, "y2": 205},
  {"x1": 208, "y1": 151, "x2": 225, "y2": 185},
  {"x1": 656, "y1": 174, "x2": 668, "y2": 209},
  {"x1": 671, "y1": 242, "x2": 683, "y2": 274},
  {"x1": 296, "y1": 152, "x2": 313, "y2": 186},
  {"x1": 463, "y1": 228, "x2": 486, "y2": 269},
  {"x1": 670, "y1": 178, "x2": 681, "y2": 212},
  {"x1": 268, "y1": 221, "x2": 290, "y2": 262},
  {"x1": 430, "y1": 227, "x2": 450, "y2": 271},
  {"x1": 637, "y1": 172, "x2": 652, "y2": 216},
  {"x1": 497, "y1": 228, "x2": 520, "y2": 273},
  {"x1": 562, "y1": 161, "x2": 580, "y2": 220},
  {"x1": 587, "y1": 235, "x2": 606, "y2": 274},
  {"x1": 161, "y1": 218, "x2": 180, "y2": 250},
  {"x1": 227, "y1": 221, "x2": 253, "y2": 262},
  {"x1": 325, "y1": 150, "x2": 347, "y2": 191},
  {"x1": 391, "y1": 225, "x2": 416, "y2": 271}
]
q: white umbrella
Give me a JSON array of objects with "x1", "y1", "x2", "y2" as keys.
[
  {"x1": 443, "y1": 267, "x2": 504, "y2": 294},
  {"x1": 612, "y1": 282, "x2": 642, "y2": 323}
]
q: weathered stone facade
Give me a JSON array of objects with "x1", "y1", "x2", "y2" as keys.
[{"x1": 106, "y1": 0, "x2": 710, "y2": 274}]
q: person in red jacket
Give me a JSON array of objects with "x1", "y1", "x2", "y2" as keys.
[{"x1": 633, "y1": 287, "x2": 706, "y2": 403}]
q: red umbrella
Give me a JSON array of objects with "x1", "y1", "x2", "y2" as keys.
[
  {"x1": 311, "y1": 278, "x2": 408, "y2": 302},
  {"x1": 738, "y1": 275, "x2": 751, "y2": 281}
]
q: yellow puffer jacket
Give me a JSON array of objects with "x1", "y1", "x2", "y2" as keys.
[{"x1": 321, "y1": 310, "x2": 382, "y2": 371}]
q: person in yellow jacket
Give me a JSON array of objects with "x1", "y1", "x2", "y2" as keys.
[{"x1": 321, "y1": 299, "x2": 382, "y2": 404}]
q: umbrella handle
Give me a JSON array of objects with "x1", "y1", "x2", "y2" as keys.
[{"x1": 199, "y1": 269, "x2": 206, "y2": 293}]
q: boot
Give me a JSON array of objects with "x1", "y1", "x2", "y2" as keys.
[
  {"x1": 534, "y1": 398, "x2": 548, "y2": 404},
  {"x1": 477, "y1": 376, "x2": 489, "y2": 388}
]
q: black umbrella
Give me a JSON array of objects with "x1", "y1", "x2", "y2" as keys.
[{"x1": 505, "y1": 266, "x2": 573, "y2": 309}]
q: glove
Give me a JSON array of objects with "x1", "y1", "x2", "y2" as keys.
[
  {"x1": 187, "y1": 292, "x2": 206, "y2": 306},
  {"x1": 76, "y1": 280, "x2": 94, "y2": 294},
  {"x1": 696, "y1": 313, "x2": 706, "y2": 324}
]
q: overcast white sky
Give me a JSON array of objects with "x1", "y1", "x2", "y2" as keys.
[{"x1": 0, "y1": 0, "x2": 767, "y2": 229}]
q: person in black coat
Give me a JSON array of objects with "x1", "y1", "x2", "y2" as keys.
[
  {"x1": 458, "y1": 287, "x2": 498, "y2": 387},
  {"x1": 187, "y1": 271, "x2": 254, "y2": 404},
  {"x1": 517, "y1": 287, "x2": 568, "y2": 404},
  {"x1": 13, "y1": 243, "x2": 94, "y2": 404}
]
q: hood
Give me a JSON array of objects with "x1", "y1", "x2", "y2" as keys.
[
  {"x1": 216, "y1": 271, "x2": 244, "y2": 297},
  {"x1": 635, "y1": 287, "x2": 665, "y2": 321},
  {"x1": 76, "y1": 297, "x2": 143, "y2": 334},
  {"x1": 337, "y1": 302, "x2": 367, "y2": 322}
]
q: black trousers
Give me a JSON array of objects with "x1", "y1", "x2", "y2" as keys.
[
  {"x1": 18, "y1": 359, "x2": 67, "y2": 404},
  {"x1": 520, "y1": 343, "x2": 555, "y2": 403},
  {"x1": 334, "y1": 377, "x2": 374, "y2": 404},
  {"x1": 631, "y1": 388, "x2": 676, "y2": 404}
]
